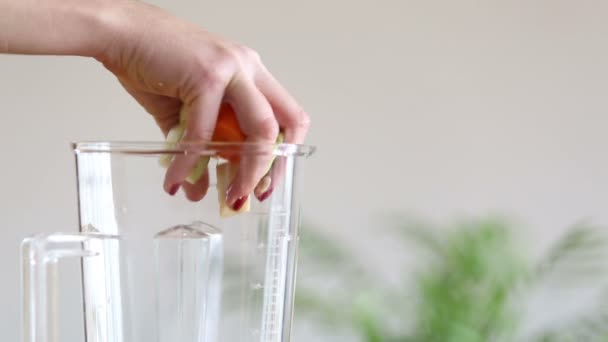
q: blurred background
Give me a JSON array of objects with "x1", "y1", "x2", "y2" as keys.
[{"x1": 1, "y1": 0, "x2": 608, "y2": 341}]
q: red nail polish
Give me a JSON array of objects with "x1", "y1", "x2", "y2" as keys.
[
  {"x1": 258, "y1": 188, "x2": 273, "y2": 202},
  {"x1": 169, "y1": 184, "x2": 180, "y2": 196},
  {"x1": 232, "y1": 195, "x2": 248, "y2": 211}
]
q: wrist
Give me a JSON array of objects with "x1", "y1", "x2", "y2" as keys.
[
  {"x1": 0, "y1": 0, "x2": 130, "y2": 57},
  {"x1": 92, "y1": 1, "x2": 163, "y2": 67},
  {"x1": 85, "y1": 0, "x2": 133, "y2": 61}
]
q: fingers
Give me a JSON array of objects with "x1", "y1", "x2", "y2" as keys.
[
  {"x1": 224, "y1": 75, "x2": 279, "y2": 209},
  {"x1": 148, "y1": 45, "x2": 308, "y2": 206},
  {"x1": 181, "y1": 171, "x2": 210, "y2": 201},
  {"x1": 251, "y1": 70, "x2": 309, "y2": 203},
  {"x1": 255, "y1": 71, "x2": 310, "y2": 144},
  {"x1": 163, "y1": 90, "x2": 222, "y2": 195},
  {"x1": 254, "y1": 157, "x2": 286, "y2": 202}
]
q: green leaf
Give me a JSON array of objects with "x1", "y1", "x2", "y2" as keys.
[
  {"x1": 389, "y1": 216, "x2": 444, "y2": 257},
  {"x1": 293, "y1": 215, "x2": 608, "y2": 342},
  {"x1": 353, "y1": 292, "x2": 391, "y2": 342},
  {"x1": 408, "y1": 218, "x2": 525, "y2": 342},
  {"x1": 533, "y1": 223, "x2": 608, "y2": 286}
]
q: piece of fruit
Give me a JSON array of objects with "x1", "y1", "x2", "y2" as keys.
[
  {"x1": 161, "y1": 104, "x2": 245, "y2": 170},
  {"x1": 160, "y1": 103, "x2": 283, "y2": 216},
  {"x1": 215, "y1": 162, "x2": 251, "y2": 218},
  {"x1": 186, "y1": 157, "x2": 210, "y2": 184},
  {"x1": 212, "y1": 103, "x2": 247, "y2": 143},
  {"x1": 163, "y1": 103, "x2": 282, "y2": 179},
  {"x1": 159, "y1": 106, "x2": 213, "y2": 184},
  {"x1": 159, "y1": 125, "x2": 185, "y2": 168}
]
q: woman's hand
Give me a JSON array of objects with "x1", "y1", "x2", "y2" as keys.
[
  {"x1": 1, "y1": 0, "x2": 310, "y2": 209},
  {"x1": 100, "y1": 1, "x2": 310, "y2": 208}
]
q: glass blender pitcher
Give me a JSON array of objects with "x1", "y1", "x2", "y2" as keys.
[{"x1": 22, "y1": 141, "x2": 314, "y2": 342}]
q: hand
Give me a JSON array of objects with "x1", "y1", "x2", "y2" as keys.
[{"x1": 98, "y1": 1, "x2": 310, "y2": 207}]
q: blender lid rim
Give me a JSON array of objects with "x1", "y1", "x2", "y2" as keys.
[{"x1": 71, "y1": 140, "x2": 316, "y2": 157}]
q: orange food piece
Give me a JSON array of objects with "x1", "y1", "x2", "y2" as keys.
[
  {"x1": 212, "y1": 103, "x2": 246, "y2": 142},
  {"x1": 212, "y1": 103, "x2": 246, "y2": 162}
]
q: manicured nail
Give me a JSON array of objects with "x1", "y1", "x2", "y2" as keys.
[
  {"x1": 169, "y1": 183, "x2": 180, "y2": 196},
  {"x1": 255, "y1": 176, "x2": 272, "y2": 197},
  {"x1": 231, "y1": 195, "x2": 248, "y2": 211},
  {"x1": 257, "y1": 188, "x2": 273, "y2": 202}
]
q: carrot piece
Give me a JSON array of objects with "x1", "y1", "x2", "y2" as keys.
[
  {"x1": 211, "y1": 103, "x2": 246, "y2": 162},
  {"x1": 212, "y1": 103, "x2": 246, "y2": 142}
]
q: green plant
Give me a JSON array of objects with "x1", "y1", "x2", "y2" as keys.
[{"x1": 295, "y1": 217, "x2": 608, "y2": 342}]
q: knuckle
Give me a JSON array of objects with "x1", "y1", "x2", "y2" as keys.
[
  {"x1": 256, "y1": 116, "x2": 280, "y2": 141},
  {"x1": 200, "y1": 72, "x2": 226, "y2": 92},
  {"x1": 193, "y1": 50, "x2": 237, "y2": 91},
  {"x1": 193, "y1": 65, "x2": 227, "y2": 92},
  {"x1": 296, "y1": 108, "x2": 311, "y2": 129},
  {"x1": 240, "y1": 46, "x2": 262, "y2": 64},
  {"x1": 231, "y1": 44, "x2": 262, "y2": 72},
  {"x1": 287, "y1": 107, "x2": 311, "y2": 130},
  {"x1": 216, "y1": 46, "x2": 240, "y2": 69}
]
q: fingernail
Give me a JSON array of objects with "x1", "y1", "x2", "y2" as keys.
[
  {"x1": 258, "y1": 188, "x2": 273, "y2": 202},
  {"x1": 231, "y1": 195, "x2": 248, "y2": 211},
  {"x1": 254, "y1": 176, "x2": 272, "y2": 198},
  {"x1": 169, "y1": 183, "x2": 181, "y2": 196}
]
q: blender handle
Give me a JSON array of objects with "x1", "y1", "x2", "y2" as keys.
[{"x1": 21, "y1": 233, "x2": 106, "y2": 342}]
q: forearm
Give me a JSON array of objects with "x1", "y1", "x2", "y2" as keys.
[{"x1": 0, "y1": 0, "x2": 121, "y2": 58}]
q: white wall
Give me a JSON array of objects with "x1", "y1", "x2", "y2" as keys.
[{"x1": 2, "y1": 0, "x2": 608, "y2": 341}]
